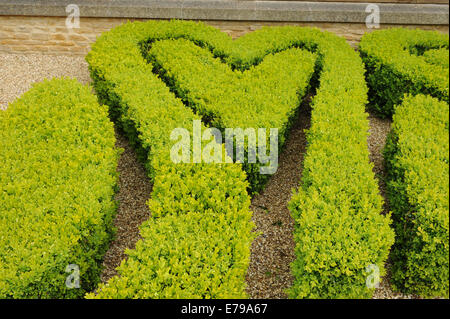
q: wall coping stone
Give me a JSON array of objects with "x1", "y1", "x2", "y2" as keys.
[{"x1": 0, "y1": 0, "x2": 448, "y2": 25}]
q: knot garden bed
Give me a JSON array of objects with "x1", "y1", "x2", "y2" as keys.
[{"x1": 0, "y1": 21, "x2": 448, "y2": 299}]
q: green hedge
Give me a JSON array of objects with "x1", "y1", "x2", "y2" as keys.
[
  {"x1": 0, "y1": 78, "x2": 119, "y2": 298},
  {"x1": 423, "y1": 48, "x2": 449, "y2": 69},
  {"x1": 222, "y1": 25, "x2": 394, "y2": 298},
  {"x1": 360, "y1": 28, "x2": 449, "y2": 298},
  {"x1": 86, "y1": 20, "x2": 393, "y2": 299},
  {"x1": 253, "y1": 29, "x2": 397, "y2": 299},
  {"x1": 359, "y1": 28, "x2": 449, "y2": 117},
  {"x1": 384, "y1": 94, "x2": 449, "y2": 298},
  {"x1": 146, "y1": 38, "x2": 316, "y2": 192},
  {"x1": 85, "y1": 20, "x2": 255, "y2": 299}
]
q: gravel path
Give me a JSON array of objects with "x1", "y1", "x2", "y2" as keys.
[
  {"x1": 0, "y1": 53, "x2": 91, "y2": 109},
  {"x1": 367, "y1": 113, "x2": 416, "y2": 299},
  {"x1": 367, "y1": 113, "x2": 392, "y2": 217},
  {"x1": 246, "y1": 95, "x2": 312, "y2": 299},
  {"x1": 100, "y1": 129, "x2": 152, "y2": 283}
]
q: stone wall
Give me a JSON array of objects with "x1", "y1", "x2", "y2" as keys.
[
  {"x1": 0, "y1": 15, "x2": 448, "y2": 55},
  {"x1": 0, "y1": 0, "x2": 448, "y2": 54}
]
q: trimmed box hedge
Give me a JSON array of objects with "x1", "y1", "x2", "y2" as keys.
[
  {"x1": 0, "y1": 78, "x2": 120, "y2": 298},
  {"x1": 384, "y1": 95, "x2": 449, "y2": 298},
  {"x1": 220, "y1": 24, "x2": 394, "y2": 298},
  {"x1": 360, "y1": 28, "x2": 449, "y2": 298},
  {"x1": 359, "y1": 28, "x2": 449, "y2": 117},
  {"x1": 85, "y1": 20, "x2": 393, "y2": 299},
  {"x1": 85, "y1": 20, "x2": 256, "y2": 299}
]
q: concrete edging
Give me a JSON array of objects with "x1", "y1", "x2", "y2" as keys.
[{"x1": 0, "y1": 0, "x2": 448, "y2": 25}]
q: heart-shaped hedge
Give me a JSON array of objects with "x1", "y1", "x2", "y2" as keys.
[{"x1": 85, "y1": 20, "x2": 394, "y2": 299}]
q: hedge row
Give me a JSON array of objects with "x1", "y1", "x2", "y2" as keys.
[
  {"x1": 359, "y1": 28, "x2": 449, "y2": 117},
  {"x1": 86, "y1": 20, "x2": 393, "y2": 298},
  {"x1": 147, "y1": 38, "x2": 316, "y2": 192},
  {"x1": 241, "y1": 28, "x2": 399, "y2": 298},
  {"x1": 85, "y1": 20, "x2": 255, "y2": 298},
  {"x1": 0, "y1": 78, "x2": 119, "y2": 298},
  {"x1": 384, "y1": 95, "x2": 449, "y2": 298},
  {"x1": 360, "y1": 28, "x2": 449, "y2": 298}
]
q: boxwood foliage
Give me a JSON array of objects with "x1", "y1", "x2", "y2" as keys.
[
  {"x1": 359, "y1": 28, "x2": 449, "y2": 117},
  {"x1": 146, "y1": 39, "x2": 316, "y2": 192},
  {"x1": 423, "y1": 48, "x2": 449, "y2": 69},
  {"x1": 384, "y1": 94, "x2": 449, "y2": 298},
  {"x1": 0, "y1": 78, "x2": 120, "y2": 298},
  {"x1": 361, "y1": 29, "x2": 449, "y2": 298},
  {"x1": 85, "y1": 20, "x2": 256, "y2": 299},
  {"x1": 85, "y1": 20, "x2": 393, "y2": 299}
]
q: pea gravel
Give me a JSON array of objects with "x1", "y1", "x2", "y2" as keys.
[
  {"x1": 100, "y1": 129, "x2": 152, "y2": 283},
  {"x1": 0, "y1": 52, "x2": 426, "y2": 299},
  {"x1": 0, "y1": 53, "x2": 91, "y2": 109},
  {"x1": 246, "y1": 95, "x2": 312, "y2": 299}
]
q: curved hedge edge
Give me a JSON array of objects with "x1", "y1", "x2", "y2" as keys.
[
  {"x1": 146, "y1": 38, "x2": 317, "y2": 193},
  {"x1": 423, "y1": 48, "x2": 449, "y2": 69},
  {"x1": 0, "y1": 78, "x2": 120, "y2": 298},
  {"x1": 359, "y1": 28, "x2": 449, "y2": 117},
  {"x1": 85, "y1": 20, "x2": 256, "y2": 298},
  {"x1": 384, "y1": 94, "x2": 449, "y2": 298}
]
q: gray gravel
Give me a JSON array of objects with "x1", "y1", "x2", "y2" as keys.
[
  {"x1": 246, "y1": 94, "x2": 312, "y2": 298},
  {"x1": 0, "y1": 53, "x2": 91, "y2": 109},
  {"x1": 367, "y1": 113, "x2": 392, "y2": 216},
  {"x1": 0, "y1": 52, "x2": 154, "y2": 286},
  {"x1": 100, "y1": 129, "x2": 152, "y2": 283}
]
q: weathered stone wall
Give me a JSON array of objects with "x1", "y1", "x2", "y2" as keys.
[{"x1": 0, "y1": 16, "x2": 448, "y2": 55}]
